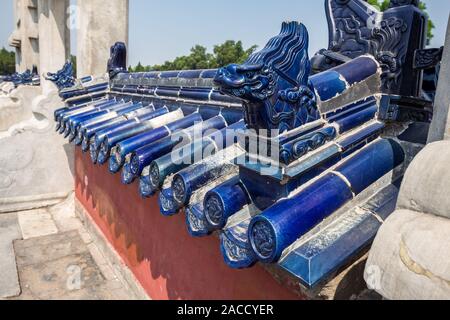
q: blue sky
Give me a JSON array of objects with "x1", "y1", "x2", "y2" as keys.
[{"x1": 1, "y1": 0, "x2": 449, "y2": 67}]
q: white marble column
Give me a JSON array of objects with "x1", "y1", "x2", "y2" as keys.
[
  {"x1": 8, "y1": 0, "x2": 40, "y2": 73},
  {"x1": 77, "y1": 0, "x2": 129, "y2": 78},
  {"x1": 428, "y1": 15, "x2": 450, "y2": 143},
  {"x1": 37, "y1": 0, "x2": 71, "y2": 95}
]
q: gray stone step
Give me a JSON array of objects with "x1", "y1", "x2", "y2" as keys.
[{"x1": 0, "y1": 213, "x2": 22, "y2": 298}]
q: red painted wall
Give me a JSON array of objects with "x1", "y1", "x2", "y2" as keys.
[{"x1": 75, "y1": 148, "x2": 300, "y2": 300}]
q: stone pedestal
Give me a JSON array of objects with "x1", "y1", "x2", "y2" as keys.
[
  {"x1": 0, "y1": 0, "x2": 73, "y2": 213},
  {"x1": 428, "y1": 15, "x2": 450, "y2": 143},
  {"x1": 77, "y1": 0, "x2": 129, "y2": 78},
  {"x1": 365, "y1": 141, "x2": 450, "y2": 299}
]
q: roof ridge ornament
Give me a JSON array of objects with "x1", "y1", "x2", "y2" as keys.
[
  {"x1": 214, "y1": 21, "x2": 320, "y2": 133},
  {"x1": 45, "y1": 60, "x2": 76, "y2": 90},
  {"x1": 107, "y1": 42, "x2": 128, "y2": 79},
  {"x1": 312, "y1": 0, "x2": 427, "y2": 97}
]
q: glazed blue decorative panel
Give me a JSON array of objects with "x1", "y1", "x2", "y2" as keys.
[{"x1": 312, "y1": 0, "x2": 427, "y2": 97}]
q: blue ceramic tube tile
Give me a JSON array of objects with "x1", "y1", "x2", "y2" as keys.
[
  {"x1": 144, "y1": 120, "x2": 245, "y2": 195},
  {"x1": 66, "y1": 101, "x2": 129, "y2": 139},
  {"x1": 279, "y1": 182, "x2": 399, "y2": 288},
  {"x1": 337, "y1": 121, "x2": 385, "y2": 151},
  {"x1": 60, "y1": 99, "x2": 118, "y2": 129},
  {"x1": 98, "y1": 111, "x2": 196, "y2": 165},
  {"x1": 74, "y1": 103, "x2": 145, "y2": 144},
  {"x1": 200, "y1": 69, "x2": 219, "y2": 79},
  {"x1": 90, "y1": 107, "x2": 170, "y2": 164},
  {"x1": 171, "y1": 162, "x2": 237, "y2": 207},
  {"x1": 109, "y1": 113, "x2": 205, "y2": 173},
  {"x1": 59, "y1": 99, "x2": 117, "y2": 133},
  {"x1": 178, "y1": 70, "x2": 203, "y2": 79},
  {"x1": 248, "y1": 139, "x2": 405, "y2": 264},
  {"x1": 55, "y1": 97, "x2": 108, "y2": 121},
  {"x1": 127, "y1": 116, "x2": 228, "y2": 183},
  {"x1": 204, "y1": 177, "x2": 250, "y2": 231},
  {"x1": 80, "y1": 105, "x2": 156, "y2": 151},
  {"x1": 142, "y1": 141, "x2": 210, "y2": 197},
  {"x1": 248, "y1": 173, "x2": 353, "y2": 263},
  {"x1": 334, "y1": 105, "x2": 378, "y2": 133},
  {"x1": 334, "y1": 139, "x2": 405, "y2": 194},
  {"x1": 310, "y1": 70, "x2": 348, "y2": 102},
  {"x1": 332, "y1": 56, "x2": 379, "y2": 85},
  {"x1": 326, "y1": 97, "x2": 376, "y2": 122}
]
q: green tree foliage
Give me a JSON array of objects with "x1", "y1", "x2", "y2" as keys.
[
  {"x1": 367, "y1": 0, "x2": 390, "y2": 11},
  {"x1": 367, "y1": 0, "x2": 435, "y2": 42},
  {"x1": 212, "y1": 41, "x2": 258, "y2": 67},
  {"x1": 419, "y1": 2, "x2": 436, "y2": 42},
  {"x1": 132, "y1": 61, "x2": 146, "y2": 72},
  {"x1": 129, "y1": 40, "x2": 257, "y2": 72},
  {"x1": 0, "y1": 47, "x2": 16, "y2": 75}
]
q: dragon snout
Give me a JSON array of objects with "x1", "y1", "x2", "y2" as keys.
[
  {"x1": 213, "y1": 67, "x2": 227, "y2": 84},
  {"x1": 214, "y1": 64, "x2": 245, "y2": 88}
]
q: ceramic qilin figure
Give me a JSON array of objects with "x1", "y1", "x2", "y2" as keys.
[
  {"x1": 107, "y1": 42, "x2": 128, "y2": 79},
  {"x1": 214, "y1": 22, "x2": 320, "y2": 133}
]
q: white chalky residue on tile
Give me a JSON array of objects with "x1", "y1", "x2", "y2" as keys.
[{"x1": 146, "y1": 109, "x2": 184, "y2": 129}]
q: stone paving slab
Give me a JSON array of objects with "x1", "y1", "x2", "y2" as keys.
[
  {"x1": 0, "y1": 213, "x2": 22, "y2": 298},
  {"x1": 12, "y1": 231, "x2": 135, "y2": 300},
  {"x1": 17, "y1": 209, "x2": 58, "y2": 239},
  {"x1": 16, "y1": 252, "x2": 106, "y2": 300},
  {"x1": 14, "y1": 280, "x2": 134, "y2": 300},
  {"x1": 14, "y1": 230, "x2": 87, "y2": 267}
]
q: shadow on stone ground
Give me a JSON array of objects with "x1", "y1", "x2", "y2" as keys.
[
  {"x1": 12, "y1": 231, "x2": 133, "y2": 300},
  {"x1": 0, "y1": 194, "x2": 137, "y2": 300}
]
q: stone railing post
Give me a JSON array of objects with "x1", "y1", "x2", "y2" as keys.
[
  {"x1": 428, "y1": 15, "x2": 450, "y2": 143},
  {"x1": 9, "y1": 0, "x2": 40, "y2": 73},
  {"x1": 77, "y1": 0, "x2": 129, "y2": 78},
  {"x1": 37, "y1": 0, "x2": 71, "y2": 95}
]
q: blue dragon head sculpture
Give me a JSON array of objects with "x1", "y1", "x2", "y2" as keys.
[
  {"x1": 4, "y1": 68, "x2": 39, "y2": 87},
  {"x1": 107, "y1": 42, "x2": 128, "y2": 79},
  {"x1": 45, "y1": 61, "x2": 76, "y2": 90},
  {"x1": 214, "y1": 22, "x2": 320, "y2": 133}
]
